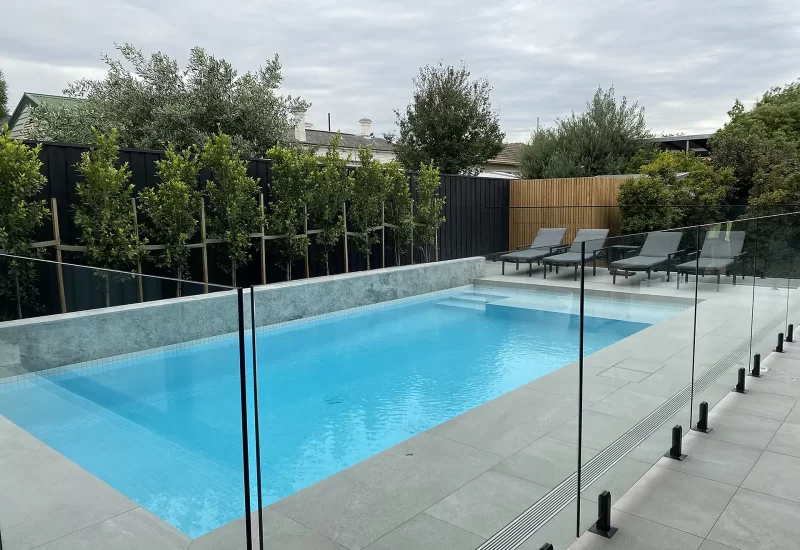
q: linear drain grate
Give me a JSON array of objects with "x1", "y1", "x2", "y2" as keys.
[{"x1": 478, "y1": 312, "x2": 786, "y2": 550}]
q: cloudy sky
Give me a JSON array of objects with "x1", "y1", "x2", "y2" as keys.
[{"x1": 2, "y1": 0, "x2": 799, "y2": 142}]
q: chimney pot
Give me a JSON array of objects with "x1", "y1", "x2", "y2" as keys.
[
  {"x1": 359, "y1": 118, "x2": 372, "y2": 137},
  {"x1": 293, "y1": 108, "x2": 307, "y2": 142}
]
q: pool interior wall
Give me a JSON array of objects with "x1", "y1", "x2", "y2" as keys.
[{"x1": 0, "y1": 285, "x2": 685, "y2": 538}]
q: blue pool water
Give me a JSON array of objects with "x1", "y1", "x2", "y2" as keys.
[{"x1": 0, "y1": 287, "x2": 682, "y2": 537}]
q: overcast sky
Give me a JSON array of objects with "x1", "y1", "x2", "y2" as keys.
[{"x1": 2, "y1": 0, "x2": 799, "y2": 142}]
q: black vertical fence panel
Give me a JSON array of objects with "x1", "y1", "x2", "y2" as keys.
[{"x1": 16, "y1": 142, "x2": 509, "y2": 310}]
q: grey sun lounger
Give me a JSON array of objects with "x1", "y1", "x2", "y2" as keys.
[
  {"x1": 542, "y1": 229, "x2": 609, "y2": 281},
  {"x1": 609, "y1": 231, "x2": 684, "y2": 284},
  {"x1": 497, "y1": 228, "x2": 567, "y2": 276},
  {"x1": 675, "y1": 230, "x2": 747, "y2": 289}
]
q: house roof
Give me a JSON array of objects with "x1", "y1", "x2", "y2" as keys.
[
  {"x1": 7, "y1": 92, "x2": 85, "y2": 132},
  {"x1": 487, "y1": 142, "x2": 523, "y2": 166},
  {"x1": 302, "y1": 129, "x2": 394, "y2": 152}
]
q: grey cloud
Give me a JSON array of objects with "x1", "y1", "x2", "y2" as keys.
[{"x1": 2, "y1": 0, "x2": 799, "y2": 142}]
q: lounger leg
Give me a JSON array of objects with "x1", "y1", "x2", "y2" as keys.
[
  {"x1": 502, "y1": 261, "x2": 505, "y2": 275},
  {"x1": 677, "y1": 272, "x2": 680, "y2": 289},
  {"x1": 647, "y1": 269, "x2": 651, "y2": 279},
  {"x1": 667, "y1": 269, "x2": 670, "y2": 282},
  {"x1": 543, "y1": 264, "x2": 547, "y2": 279},
  {"x1": 516, "y1": 263, "x2": 518, "y2": 271},
  {"x1": 613, "y1": 272, "x2": 616, "y2": 284},
  {"x1": 528, "y1": 262, "x2": 532, "y2": 277},
  {"x1": 574, "y1": 265, "x2": 578, "y2": 281},
  {"x1": 593, "y1": 259, "x2": 596, "y2": 276}
]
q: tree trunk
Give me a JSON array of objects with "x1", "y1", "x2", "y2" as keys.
[
  {"x1": 14, "y1": 270, "x2": 22, "y2": 320},
  {"x1": 325, "y1": 252, "x2": 330, "y2": 276},
  {"x1": 365, "y1": 233, "x2": 371, "y2": 270},
  {"x1": 177, "y1": 267, "x2": 182, "y2": 298},
  {"x1": 286, "y1": 261, "x2": 291, "y2": 281},
  {"x1": 231, "y1": 259, "x2": 237, "y2": 287},
  {"x1": 104, "y1": 274, "x2": 110, "y2": 307}
]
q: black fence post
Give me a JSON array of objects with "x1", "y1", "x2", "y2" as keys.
[
  {"x1": 588, "y1": 490, "x2": 618, "y2": 538},
  {"x1": 788, "y1": 324, "x2": 795, "y2": 343},
  {"x1": 776, "y1": 332, "x2": 785, "y2": 353},
  {"x1": 750, "y1": 353, "x2": 762, "y2": 378},
  {"x1": 664, "y1": 425, "x2": 687, "y2": 461},
  {"x1": 693, "y1": 401, "x2": 712, "y2": 433},
  {"x1": 733, "y1": 367, "x2": 748, "y2": 393}
]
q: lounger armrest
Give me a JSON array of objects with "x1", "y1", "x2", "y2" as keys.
[
  {"x1": 734, "y1": 251, "x2": 748, "y2": 259},
  {"x1": 550, "y1": 243, "x2": 570, "y2": 252},
  {"x1": 684, "y1": 250, "x2": 699, "y2": 260},
  {"x1": 668, "y1": 249, "x2": 686, "y2": 261},
  {"x1": 516, "y1": 244, "x2": 529, "y2": 250}
]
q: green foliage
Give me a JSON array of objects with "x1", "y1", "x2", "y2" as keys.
[
  {"x1": 622, "y1": 145, "x2": 661, "y2": 175},
  {"x1": 414, "y1": 162, "x2": 445, "y2": 261},
  {"x1": 202, "y1": 130, "x2": 262, "y2": 284},
  {"x1": 28, "y1": 44, "x2": 307, "y2": 156},
  {"x1": 0, "y1": 124, "x2": 50, "y2": 319},
  {"x1": 350, "y1": 147, "x2": 388, "y2": 269},
  {"x1": 711, "y1": 79, "x2": 800, "y2": 204},
  {"x1": 0, "y1": 70, "x2": 8, "y2": 120},
  {"x1": 393, "y1": 62, "x2": 504, "y2": 175},
  {"x1": 519, "y1": 86, "x2": 649, "y2": 179},
  {"x1": 265, "y1": 143, "x2": 315, "y2": 279},
  {"x1": 618, "y1": 151, "x2": 733, "y2": 233},
  {"x1": 139, "y1": 145, "x2": 202, "y2": 280},
  {"x1": 308, "y1": 134, "x2": 352, "y2": 274},
  {"x1": 384, "y1": 161, "x2": 414, "y2": 265},
  {"x1": 75, "y1": 128, "x2": 145, "y2": 271}
]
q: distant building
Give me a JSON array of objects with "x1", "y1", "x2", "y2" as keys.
[
  {"x1": 644, "y1": 134, "x2": 711, "y2": 157},
  {"x1": 291, "y1": 109, "x2": 395, "y2": 163},
  {"x1": 6, "y1": 93, "x2": 84, "y2": 139},
  {"x1": 480, "y1": 143, "x2": 523, "y2": 178}
]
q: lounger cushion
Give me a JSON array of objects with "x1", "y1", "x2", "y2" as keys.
[
  {"x1": 611, "y1": 256, "x2": 669, "y2": 270},
  {"x1": 639, "y1": 232, "x2": 683, "y2": 257},
  {"x1": 545, "y1": 252, "x2": 597, "y2": 265},
  {"x1": 676, "y1": 258, "x2": 735, "y2": 272},
  {"x1": 500, "y1": 248, "x2": 553, "y2": 262}
]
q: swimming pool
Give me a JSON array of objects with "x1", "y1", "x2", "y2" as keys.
[{"x1": 0, "y1": 286, "x2": 683, "y2": 537}]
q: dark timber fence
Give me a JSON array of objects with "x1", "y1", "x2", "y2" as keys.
[{"x1": 10, "y1": 141, "x2": 509, "y2": 315}]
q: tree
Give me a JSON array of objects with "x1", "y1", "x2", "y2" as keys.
[
  {"x1": 265, "y1": 144, "x2": 314, "y2": 280},
  {"x1": 384, "y1": 161, "x2": 414, "y2": 266},
  {"x1": 138, "y1": 145, "x2": 202, "y2": 291},
  {"x1": 28, "y1": 44, "x2": 308, "y2": 156},
  {"x1": 711, "y1": 79, "x2": 800, "y2": 204},
  {"x1": 74, "y1": 129, "x2": 145, "y2": 306},
  {"x1": 393, "y1": 63, "x2": 504, "y2": 175},
  {"x1": 201, "y1": 131, "x2": 262, "y2": 285},
  {"x1": 308, "y1": 134, "x2": 352, "y2": 275},
  {"x1": 414, "y1": 162, "x2": 445, "y2": 262},
  {"x1": 618, "y1": 151, "x2": 733, "y2": 234},
  {"x1": 350, "y1": 147, "x2": 388, "y2": 269},
  {"x1": 0, "y1": 125, "x2": 50, "y2": 319},
  {"x1": 0, "y1": 70, "x2": 8, "y2": 120},
  {"x1": 519, "y1": 86, "x2": 650, "y2": 179}
]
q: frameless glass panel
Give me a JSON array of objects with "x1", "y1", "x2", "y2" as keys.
[{"x1": 0, "y1": 254, "x2": 250, "y2": 549}]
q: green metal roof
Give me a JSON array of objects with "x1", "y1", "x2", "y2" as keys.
[{"x1": 7, "y1": 93, "x2": 85, "y2": 135}]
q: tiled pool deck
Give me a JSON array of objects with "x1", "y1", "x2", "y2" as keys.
[{"x1": 1, "y1": 260, "x2": 797, "y2": 549}]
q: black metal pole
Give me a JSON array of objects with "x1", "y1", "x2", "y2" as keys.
[
  {"x1": 237, "y1": 289, "x2": 253, "y2": 550},
  {"x1": 733, "y1": 367, "x2": 747, "y2": 393},
  {"x1": 576, "y1": 240, "x2": 585, "y2": 538},
  {"x1": 689, "y1": 226, "x2": 700, "y2": 429},
  {"x1": 750, "y1": 353, "x2": 761, "y2": 378},
  {"x1": 693, "y1": 401, "x2": 711, "y2": 433},
  {"x1": 748, "y1": 212, "x2": 759, "y2": 372},
  {"x1": 250, "y1": 288, "x2": 264, "y2": 550},
  {"x1": 777, "y1": 332, "x2": 785, "y2": 353},
  {"x1": 665, "y1": 425, "x2": 686, "y2": 460},
  {"x1": 788, "y1": 324, "x2": 795, "y2": 343}
]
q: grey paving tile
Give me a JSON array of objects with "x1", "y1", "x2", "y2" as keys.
[
  {"x1": 587, "y1": 390, "x2": 667, "y2": 420},
  {"x1": 765, "y1": 421, "x2": 800, "y2": 457},
  {"x1": 704, "y1": 408, "x2": 782, "y2": 449},
  {"x1": 698, "y1": 541, "x2": 738, "y2": 550},
  {"x1": 785, "y1": 404, "x2": 800, "y2": 425},
  {"x1": 426, "y1": 470, "x2": 550, "y2": 538},
  {"x1": 580, "y1": 457, "x2": 652, "y2": 504},
  {"x1": 546, "y1": 411, "x2": 637, "y2": 451},
  {"x1": 708, "y1": 488, "x2": 800, "y2": 550},
  {"x1": 364, "y1": 514, "x2": 484, "y2": 550},
  {"x1": 626, "y1": 425, "x2": 677, "y2": 464},
  {"x1": 0, "y1": 416, "x2": 43, "y2": 458},
  {"x1": 2, "y1": 494, "x2": 139, "y2": 550},
  {"x1": 35, "y1": 509, "x2": 190, "y2": 550},
  {"x1": 628, "y1": 373, "x2": 691, "y2": 398},
  {"x1": 612, "y1": 359, "x2": 664, "y2": 374},
  {"x1": 526, "y1": 369, "x2": 629, "y2": 402},
  {"x1": 568, "y1": 510, "x2": 703, "y2": 550},
  {"x1": 429, "y1": 388, "x2": 578, "y2": 456},
  {"x1": 741, "y1": 451, "x2": 800, "y2": 503},
  {"x1": 271, "y1": 432, "x2": 500, "y2": 550},
  {"x1": 597, "y1": 367, "x2": 650, "y2": 383},
  {"x1": 613, "y1": 466, "x2": 737, "y2": 537},
  {"x1": 714, "y1": 389, "x2": 797, "y2": 421},
  {"x1": 517, "y1": 498, "x2": 595, "y2": 550},
  {"x1": 192, "y1": 509, "x2": 345, "y2": 550},
  {"x1": 494, "y1": 437, "x2": 596, "y2": 488},
  {"x1": 747, "y1": 372, "x2": 800, "y2": 398},
  {"x1": 655, "y1": 433, "x2": 762, "y2": 486}
]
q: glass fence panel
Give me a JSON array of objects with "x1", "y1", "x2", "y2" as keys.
[{"x1": 0, "y1": 254, "x2": 250, "y2": 549}]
